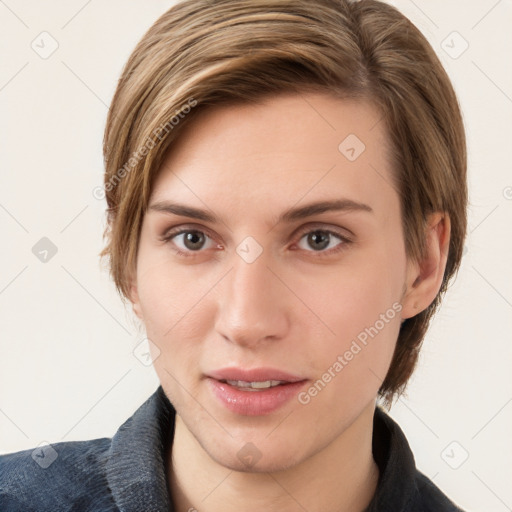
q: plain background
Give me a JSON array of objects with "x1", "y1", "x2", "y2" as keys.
[{"x1": 0, "y1": 1, "x2": 511, "y2": 510}]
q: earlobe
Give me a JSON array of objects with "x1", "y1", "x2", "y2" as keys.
[
  {"x1": 131, "y1": 288, "x2": 143, "y2": 320},
  {"x1": 401, "y1": 213, "x2": 451, "y2": 320},
  {"x1": 127, "y1": 273, "x2": 143, "y2": 320}
]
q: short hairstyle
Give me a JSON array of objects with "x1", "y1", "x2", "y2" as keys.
[{"x1": 101, "y1": 0, "x2": 467, "y2": 405}]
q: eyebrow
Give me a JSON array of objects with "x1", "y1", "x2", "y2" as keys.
[{"x1": 148, "y1": 198, "x2": 373, "y2": 224}]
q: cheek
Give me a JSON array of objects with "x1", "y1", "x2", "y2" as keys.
[
  {"x1": 135, "y1": 251, "x2": 221, "y2": 386},
  {"x1": 136, "y1": 248, "x2": 211, "y2": 336},
  {"x1": 136, "y1": 257, "x2": 213, "y2": 404},
  {"x1": 290, "y1": 243, "x2": 405, "y2": 395},
  {"x1": 294, "y1": 292, "x2": 401, "y2": 417},
  {"x1": 300, "y1": 240, "x2": 404, "y2": 331}
]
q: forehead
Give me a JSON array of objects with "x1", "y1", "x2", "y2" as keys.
[{"x1": 150, "y1": 92, "x2": 397, "y2": 218}]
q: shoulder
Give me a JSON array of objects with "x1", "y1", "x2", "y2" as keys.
[
  {"x1": 0, "y1": 387, "x2": 173, "y2": 512},
  {"x1": 412, "y1": 470, "x2": 466, "y2": 511},
  {"x1": 0, "y1": 437, "x2": 118, "y2": 512}
]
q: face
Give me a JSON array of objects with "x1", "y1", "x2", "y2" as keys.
[{"x1": 130, "y1": 92, "x2": 417, "y2": 472}]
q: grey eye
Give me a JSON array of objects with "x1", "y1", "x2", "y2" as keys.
[
  {"x1": 173, "y1": 230, "x2": 214, "y2": 252},
  {"x1": 297, "y1": 230, "x2": 343, "y2": 252}
]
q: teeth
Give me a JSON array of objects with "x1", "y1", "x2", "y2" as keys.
[{"x1": 226, "y1": 380, "x2": 283, "y2": 389}]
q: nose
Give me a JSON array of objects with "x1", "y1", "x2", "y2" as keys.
[{"x1": 214, "y1": 249, "x2": 290, "y2": 348}]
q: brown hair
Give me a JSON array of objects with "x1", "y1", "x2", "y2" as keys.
[{"x1": 101, "y1": 0, "x2": 467, "y2": 405}]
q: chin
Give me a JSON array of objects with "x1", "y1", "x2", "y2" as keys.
[
  {"x1": 199, "y1": 424, "x2": 312, "y2": 473},
  {"x1": 210, "y1": 445, "x2": 303, "y2": 474}
]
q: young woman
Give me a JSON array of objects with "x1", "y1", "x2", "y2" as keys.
[{"x1": 1, "y1": 0, "x2": 467, "y2": 510}]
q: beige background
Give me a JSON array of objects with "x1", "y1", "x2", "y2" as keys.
[{"x1": 1, "y1": 1, "x2": 511, "y2": 510}]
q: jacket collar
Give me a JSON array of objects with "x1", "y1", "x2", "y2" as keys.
[
  {"x1": 366, "y1": 404, "x2": 419, "y2": 510},
  {"x1": 106, "y1": 386, "x2": 175, "y2": 512}
]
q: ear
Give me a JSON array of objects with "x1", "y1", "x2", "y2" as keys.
[{"x1": 401, "y1": 212, "x2": 451, "y2": 320}]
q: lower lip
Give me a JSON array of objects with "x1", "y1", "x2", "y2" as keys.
[{"x1": 207, "y1": 378, "x2": 307, "y2": 416}]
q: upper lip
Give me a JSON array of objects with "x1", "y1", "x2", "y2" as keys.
[{"x1": 207, "y1": 367, "x2": 306, "y2": 383}]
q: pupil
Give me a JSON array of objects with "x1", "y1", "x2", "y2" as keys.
[
  {"x1": 184, "y1": 231, "x2": 204, "y2": 250},
  {"x1": 308, "y1": 231, "x2": 329, "y2": 250}
]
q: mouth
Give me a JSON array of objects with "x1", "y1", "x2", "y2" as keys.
[
  {"x1": 221, "y1": 379, "x2": 287, "y2": 391},
  {"x1": 206, "y1": 367, "x2": 308, "y2": 415}
]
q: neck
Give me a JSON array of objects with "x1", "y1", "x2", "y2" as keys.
[{"x1": 168, "y1": 400, "x2": 379, "y2": 512}]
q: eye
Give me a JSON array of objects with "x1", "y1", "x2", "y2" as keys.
[
  {"x1": 162, "y1": 225, "x2": 351, "y2": 258},
  {"x1": 163, "y1": 228, "x2": 218, "y2": 256},
  {"x1": 295, "y1": 228, "x2": 349, "y2": 254}
]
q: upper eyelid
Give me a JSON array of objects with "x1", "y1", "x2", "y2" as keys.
[
  {"x1": 295, "y1": 223, "x2": 352, "y2": 239},
  {"x1": 163, "y1": 222, "x2": 350, "y2": 238},
  {"x1": 162, "y1": 224, "x2": 218, "y2": 243}
]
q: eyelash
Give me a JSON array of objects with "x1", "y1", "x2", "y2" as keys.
[{"x1": 161, "y1": 225, "x2": 353, "y2": 259}]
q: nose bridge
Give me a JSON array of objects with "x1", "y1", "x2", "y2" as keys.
[{"x1": 215, "y1": 248, "x2": 288, "y2": 346}]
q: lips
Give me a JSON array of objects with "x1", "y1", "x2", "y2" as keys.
[{"x1": 206, "y1": 367, "x2": 308, "y2": 415}]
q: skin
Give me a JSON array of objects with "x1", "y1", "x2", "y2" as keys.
[{"x1": 129, "y1": 92, "x2": 450, "y2": 512}]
